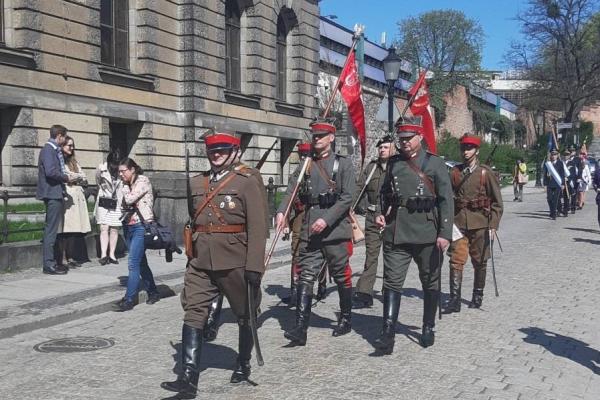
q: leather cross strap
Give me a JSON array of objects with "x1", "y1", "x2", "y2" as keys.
[
  {"x1": 190, "y1": 171, "x2": 238, "y2": 223},
  {"x1": 406, "y1": 156, "x2": 436, "y2": 198}
]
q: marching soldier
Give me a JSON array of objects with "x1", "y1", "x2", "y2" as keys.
[
  {"x1": 563, "y1": 147, "x2": 580, "y2": 215},
  {"x1": 374, "y1": 122, "x2": 453, "y2": 354},
  {"x1": 161, "y1": 131, "x2": 267, "y2": 398},
  {"x1": 543, "y1": 149, "x2": 567, "y2": 220},
  {"x1": 276, "y1": 119, "x2": 356, "y2": 345},
  {"x1": 352, "y1": 135, "x2": 395, "y2": 309},
  {"x1": 443, "y1": 134, "x2": 503, "y2": 314}
]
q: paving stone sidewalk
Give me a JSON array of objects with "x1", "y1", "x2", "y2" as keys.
[{"x1": 0, "y1": 184, "x2": 599, "y2": 399}]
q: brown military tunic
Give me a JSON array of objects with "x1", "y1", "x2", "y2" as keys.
[
  {"x1": 181, "y1": 165, "x2": 267, "y2": 329},
  {"x1": 449, "y1": 163, "x2": 503, "y2": 271}
]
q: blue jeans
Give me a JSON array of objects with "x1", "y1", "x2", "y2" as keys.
[{"x1": 123, "y1": 223, "x2": 158, "y2": 302}]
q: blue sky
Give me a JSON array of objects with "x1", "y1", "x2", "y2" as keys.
[{"x1": 320, "y1": 0, "x2": 527, "y2": 70}]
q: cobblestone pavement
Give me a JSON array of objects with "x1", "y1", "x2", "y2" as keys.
[{"x1": 0, "y1": 185, "x2": 599, "y2": 400}]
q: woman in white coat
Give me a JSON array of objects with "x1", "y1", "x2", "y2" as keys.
[{"x1": 94, "y1": 148, "x2": 123, "y2": 265}]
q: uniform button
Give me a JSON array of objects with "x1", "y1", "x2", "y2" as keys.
[{"x1": 210, "y1": 187, "x2": 214, "y2": 191}]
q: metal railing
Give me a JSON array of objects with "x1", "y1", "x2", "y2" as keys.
[{"x1": 0, "y1": 191, "x2": 45, "y2": 244}]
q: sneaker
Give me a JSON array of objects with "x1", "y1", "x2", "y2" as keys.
[
  {"x1": 146, "y1": 292, "x2": 161, "y2": 305},
  {"x1": 113, "y1": 298, "x2": 135, "y2": 312}
]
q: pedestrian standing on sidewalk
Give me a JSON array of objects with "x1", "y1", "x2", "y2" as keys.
[
  {"x1": 577, "y1": 151, "x2": 591, "y2": 209},
  {"x1": 161, "y1": 131, "x2": 267, "y2": 398},
  {"x1": 276, "y1": 119, "x2": 356, "y2": 346},
  {"x1": 113, "y1": 158, "x2": 160, "y2": 312},
  {"x1": 373, "y1": 121, "x2": 453, "y2": 353},
  {"x1": 56, "y1": 136, "x2": 91, "y2": 268},
  {"x1": 36, "y1": 124, "x2": 73, "y2": 275},
  {"x1": 512, "y1": 159, "x2": 527, "y2": 202},
  {"x1": 94, "y1": 149, "x2": 123, "y2": 265},
  {"x1": 543, "y1": 150, "x2": 567, "y2": 220},
  {"x1": 352, "y1": 135, "x2": 394, "y2": 309},
  {"x1": 443, "y1": 134, "x2": 503, "y2": 314}
]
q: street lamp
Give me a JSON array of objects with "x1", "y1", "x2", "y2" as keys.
[
  {"x1": 382, "y1": 47, "x2": 402, "y2": 133},
  {"x1": 534, "y1": 112, "x2": 544, "y2": 187}
]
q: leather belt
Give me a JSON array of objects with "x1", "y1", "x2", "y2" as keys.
[{"x1": 195, "y1": 224, "x2": 245, "y2": 233}]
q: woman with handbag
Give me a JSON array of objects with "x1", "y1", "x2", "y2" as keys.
[
  {"x1": 94, "y1": 149, "x2": 123, "y2": 265},
  {"x1": 114, "y1": 158, "x2": 160, "y2": 312},
  {"x1": 577, "y1": 152, "x2": 591, "y2": 209},
  {"x1": 56, "y1": 136, "x2": 92, "y2": 268},
  {"x1": 512, "y1": 159, "x2": 528, "y2": 202}
]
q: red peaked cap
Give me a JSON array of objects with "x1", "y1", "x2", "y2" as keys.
[
  {"x1": 297, "y1": 143, "x2": 312, "y2": 153},
  {"x1": 310, "y1": 121, "x2": 336, "y2": 134},
  {"x1": 396, "y1": 123, "x2": 424, "y2": 137},
  {"x1": 460, "y1": 134, "x2": 481, "y2": 147},
  {"x1": 204, "y1": 132, "x2": 241, "y2": 149}
]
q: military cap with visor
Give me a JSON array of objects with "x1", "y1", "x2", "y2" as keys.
[
  {"x1": 459, "y1": 134, "x2": 481, "y2": 148},
  {"x1": 309, "y1": 119, "x2": 336, "y2": 135},
  {"x1": 202, "y1": 130, "x2": 241, "y2": 152},
  {"x1": 376, "y1": 134, "x2": 394, "y2": 147},
  {"x1": 395, "y1": 122, "x2": 424, "y2": 138}
]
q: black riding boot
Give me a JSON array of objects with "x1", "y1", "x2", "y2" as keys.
[
  {"x1": 469, "y1": 266, "x2": 486, "y2": 308},
  {"x1": 282, "y1": 264, "x2": 298, "y2": 305},
  {"x1": 161, "y1": 324, "x2": 203, "y2": 398},
  {"x1": 230, "y1": 319, "x2": 253, "y2": 383},
  {"x1": 315, "y1": 267, "x2": 328, "y2": 301},
  {"x1": 332, "y1": 284, "x2": 352, "y2": 337},
  {"x1": 374, "y1": 289, "x2": 401, "y2": 354},
  {"x1": 203, "y1": 295, "x2": 223, "y2": 342},
  {"x1": 284, "y1": 283, "x2": 312, "y2": 345},
  {"x1": 443, "y1": 268, "x2": 462, "y2": 314},
  {"x1": 420, "y1": 289, "x2": 438, "y2": 348}
]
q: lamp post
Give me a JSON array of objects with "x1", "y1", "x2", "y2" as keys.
[
  {"x1": 535, "y1": 112, "x2": 544, "y2": 187},
  {"x1": 382, "y1": 47, "x2": 402, "y2": 133}
]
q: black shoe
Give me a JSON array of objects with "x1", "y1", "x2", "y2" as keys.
[
  {"x1": 443, "y1": 269, "x2": 462, "y2": 314},
  {"x1": 161, "y1": 324, "x2": 202, "y2": 398},
  {"x1": 284, "y1": 284, "x2": 312, "y2": 346},
  {"x1": 332, "y1": 285, "x2": 352, "y2": 336},
  {"x1": 43, "y1": 265, "x2": 68, "y2": 275},
  {"x1": 99, "y1": 257, "x2": 109, "y2": 265},
  {"x1": 114, "y1": 298, "x2": 135, "y2": 312},
  {"x1": 373, "y1": 289, "x2": 401, "y2": 354},
  {"x1": 332, "y1": 313, "x2": 351, "y2": 337},
  {"x1": 146, "y1": 292, "x2": 161, "y2": 305},
  {"x1": 420, "y1": 325, "x2": 435, "y2": 348},
  {"x1": 109, "y1": 257, "x2": 119, "y2": 264},
  {"x1": 352, "y1": 292, "x2": 373, "y2": 309},
  {"x1": 231, "y1": 318, "x2": 253, "y2": 383},
  {"x1": 315, "y1": 281, "x2": 327, "y2": 301},
  {"x1": 551, "y1": 216, "x2": 557, "y2": 220},
  {"x1": 67, "y1": 260, "x2": 81, "y2": 268},
  {"x1": 468, "y1": 289, "x2": 484, "y2": 309},
  {"x1": 230, "y1": 360, "x2": 251, "y2": 383}
]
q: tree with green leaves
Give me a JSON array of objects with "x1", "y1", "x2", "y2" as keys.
[
  {"x1": 508, "y1": 0, "x2": 600, "y2": 126},
  {"x1": 396, "y1": 10, "x2": 485, "y2": 125}
]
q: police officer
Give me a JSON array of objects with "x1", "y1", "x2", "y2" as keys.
[
  {"x1": 563, "y1": 147, "x2": 580, "y2": 215},
  {"x1": 352, "y1": 135, "x2": 395, "y2": 309},
  {"x1": 374, "y1": 122, "x2": 453, "y2": 354},
  {"x1": 543, "y1": 149, "x2": 567, "y2": 220},
  {"x1": 276, "y1": 119, "x2": 356, "y2": 345},
  {"x1": 161, "y1": 131, "x2": 267, "y2": 398},
  {"x1": 443, "y1": 134, "x2": 503, "y2": 313}
]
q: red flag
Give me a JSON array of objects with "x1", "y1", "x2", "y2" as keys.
[
  {"x1": 408, "y1": 71, "x2": 436, "y2": 154},
  {"x1": 338, "y1": 51, "x2": 366, "y2": 163}
]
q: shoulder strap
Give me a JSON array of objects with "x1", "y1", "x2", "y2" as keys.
[
  {"x1": 406, "y1": 156, "x2": 436, "y2": 198},
  {"x1": 190, "y1": 172, "x2": 238, "y2": 222}
]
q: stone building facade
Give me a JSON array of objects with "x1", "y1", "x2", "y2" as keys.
[{"x1": 0, "y1": 0, "x2": 320, "y2": 197}]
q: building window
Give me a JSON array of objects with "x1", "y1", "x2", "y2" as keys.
[
  {"x1": 225, "y1": 0, "x2": 241, "y2": 91},
  {"x1": 100, "y1": 0, "x2": 129, "y2": 69},
  {"x1": 276, "y1": 15, "x2": 288, "y2": 101}
]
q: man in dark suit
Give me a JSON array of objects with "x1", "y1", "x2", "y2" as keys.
[{"x1": 36, "y1": 125, "x2": 71, "y2": 275}]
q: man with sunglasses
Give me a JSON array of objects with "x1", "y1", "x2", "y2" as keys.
[
  {"x1": 374, "y1": 122, "x2": 453, "y2": 353},
  {"x1": 443, "y1": 134, "x2": 503, "y2": 314},
  {"x1": 161, "y1": 131, "x2": 267, "y2": 397}
]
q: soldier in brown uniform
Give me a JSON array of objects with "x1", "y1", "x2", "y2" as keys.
[
  {"x1": 352, "y1": 135, "x2": 395, "y2": 309},
  {"x1": 443, "y1": 134, "x2": 503, "y2": 313},
  {"x1": 161, "y1": 132, "x2": 267, "y2": 398}
]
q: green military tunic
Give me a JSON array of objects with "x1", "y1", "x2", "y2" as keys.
[
  {"x1": 181, "y1": 164, "x2": 267, "y2": 329},
  {"x1": 354, "y1": 158, "x2": 387, "y2": 296}
]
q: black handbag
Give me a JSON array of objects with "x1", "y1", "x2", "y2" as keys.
[
  {"x1": 134, "y1": 209, "x2": 182, "y2": 256},
  {"x1": 98, "y1": 196, "x2": 117, "y2": 210}
]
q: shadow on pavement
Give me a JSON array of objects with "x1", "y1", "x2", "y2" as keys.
[
  {"x1": 564, "y1": 227, "x2": 600, "y2": 234},
  {"x1": 519, "y1": 327, "x2": 600, "y2": 374},
  {"x1": 349, "y1": 311, "x2": 420, "y2": 355},
  {"x1": 572, "y1": 237, "x2": 600, "y2": 245},
  {"x1": 513, "y1": 211, "x2": 550, "y2": 216},
  {"x1": 166, "y1": 341, "x2": 238, "y2": 377}
]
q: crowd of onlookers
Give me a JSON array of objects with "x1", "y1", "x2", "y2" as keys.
[{"x1": 36, "y1": 125, "x2": 159, "y2": 312}]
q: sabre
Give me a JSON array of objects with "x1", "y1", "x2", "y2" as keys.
[
  {"x1": 489, "y1": 229, "x2": 499, "y2": 297},
  {"x1": 247, "y1": 281, "x2": 264, "y2": 366},
  {"x1": 493, "y1": 231, "x2": 504, "y2": 253},
  {"x1": 437, "y1": 246, "x2": 443, "y2": 320}
]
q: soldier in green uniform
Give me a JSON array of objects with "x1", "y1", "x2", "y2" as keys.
[
  {"x1": 352, "y1": 135, "x2": 395, "y2": 309},
  {"x1": 443, "y1": 134, "x2": 503, "y2": 313},
  {"x1": 276, "y1": 120, "x2": 356, "y2": 345},
  {"x1": 161, "y1": 132, "x2": 267, "y2": 398},
  {"x1": 374, "y1": 122, "x2": 453, "y2": 354}
]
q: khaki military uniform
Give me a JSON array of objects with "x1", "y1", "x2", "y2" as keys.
[
  {"x1": 182, "y1": 165, "x2": 267, "y2": 329},
  {"x1": 354, "y1": 158, "x2": 387, "y2": 297},
  {"x1": 448, "y1": 163, "x2": 503, "y2": 279},
  {"x1": 378, "y1": 149, "x2": 453, "y2": 328}
]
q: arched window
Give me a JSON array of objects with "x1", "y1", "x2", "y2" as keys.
[
  {"x1": 100, "y1": 0, "x2": 129, "y2": 69},
  {"x1": 225, "y1": 0, "x2": 241, "y2": 91},
  {"x1": 276, "y1": 14, "x2": 288, "y2": 101}
]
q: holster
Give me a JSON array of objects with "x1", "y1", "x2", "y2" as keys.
[{"x1": 183, "y1": 224, "x2": 194, "y2": 259}]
